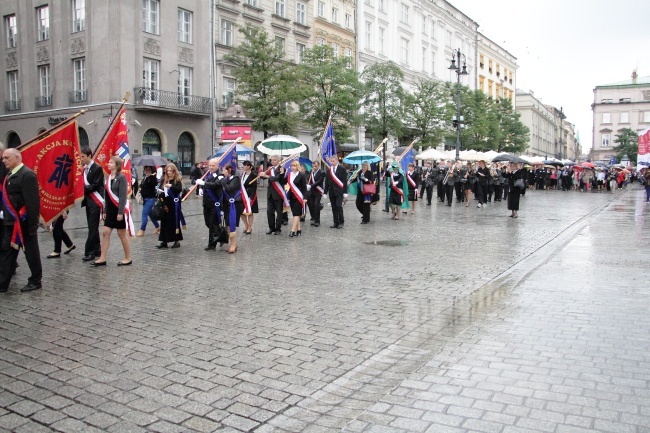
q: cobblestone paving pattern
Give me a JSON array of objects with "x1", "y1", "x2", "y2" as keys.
[{"x1": 0, "y1": 186, "x2": 648, "y2": 432}]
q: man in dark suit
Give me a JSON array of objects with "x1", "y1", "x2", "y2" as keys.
[
  {"x1": 0, "y1": 148, "x2": 42, "y2": 292},
  {"x1": 307, "y1": 160, "x2": 325, "y2": 227},
  {"x1": 420, "y1": 161, "x2": 434, "y2": 205},
  {"x1": 195, "y1": 158, "x2": 224, "y2": 250},
  {"x1": 0, "y1": 142, "x2": 7, "y2": 247},
  {"x1": 324, "y1": 155, "x2": 348, "y2": 229},
  {"x1": 258, "y1": 155, "x2": 287, "y2": 235},
  {"x1": 80, "y1": 147, "x2": 104, "y2": 261}
]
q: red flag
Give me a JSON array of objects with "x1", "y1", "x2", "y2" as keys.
[
  {"x1": 20, "y1": 121, "x2": 84, "y2": 225},
  {"x1": 94, "y1": 107, "x2": 132, "y2": 189}
]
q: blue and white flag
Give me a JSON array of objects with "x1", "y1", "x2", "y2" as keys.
[{"x1": 319, "y1": 122, "x2": 337, "y2": 164}]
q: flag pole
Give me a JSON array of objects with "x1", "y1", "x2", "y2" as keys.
[
  {"x1": 248, "y1": 153, "x2": 300, "y2": 185},
  {"x1": 395, "y1": 138, "x2": 420, "y2": 164},
  {"x1": 16, "y1": 109, "x2": 88, "y2": 151},
  {"x1": 92, "y1": 92, "x2": 130, "y2": 157},
  {"x1": 181, "y1": 137, "x2": 242, "y2": 201},
  {"x1": 319, "y1": 114, "x2": 333, "y2": 168}
]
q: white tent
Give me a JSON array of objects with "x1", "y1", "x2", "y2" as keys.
[{"x1": 415, "y1": 148, "x2": 447, "y2": 160}]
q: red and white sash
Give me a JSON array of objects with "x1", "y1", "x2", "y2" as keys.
[
  {"x1": 270, "y1": 167, "x2": 290, "y2": 207},
  {"x1": 84, "y1": 164, "x2": 105, "y2": 211},
  {"x1": 329, "y1": 165, "x2": 344, "y2": 189},
  {"x1": 390, "y1": 173, "x2": 404, "y2": 202},
  {"x1": 406, "y1": 172, "x2": 418, "y2": 198},
  {"x1": 240, "y1": 173, "x2": 257, "y2": 215},
  {"x1": 105, "y1": 176, "x2": 135, "y2": 236},
  {"x1": 309, "y1": 170, "x2": 324, "y2": 195},
  {"x1": 287, "y1": 172, "x2": 306, "y2": 215}
]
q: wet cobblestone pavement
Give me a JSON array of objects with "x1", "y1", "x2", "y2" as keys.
[{"x1": 1, "y1": 186, "x2": 649, "y2": 432}]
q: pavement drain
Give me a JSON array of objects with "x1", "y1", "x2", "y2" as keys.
[{"x1": 364, "y1": 240, "x2": 408, "y2": 247}]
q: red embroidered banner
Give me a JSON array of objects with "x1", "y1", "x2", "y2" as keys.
[
  {"x1": 94, "y1": 107, "x2": 132, "y2": 189},
  {"x1": 20, "y1": 121, "x2": 84, "y2": 225}
]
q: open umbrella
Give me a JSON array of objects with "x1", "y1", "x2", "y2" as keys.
[
  {"x1": 213, "y1": 144, "x2": 254, "y2": 157},
  {"x1": 492, "y1": 153, "x2": 528, "y2": 164},
  {"x1": 132, "y1": 155, "x2": 169, "y2": 167},
  {"x1": 416, "y1": 148, "x2": 447, "y2": 161},
  {"x1": 581, "y1": 162, "x2": 595, "y2": 169},
  {"x1": 543, "y1": 160, "x2": 564, "y2": 167},
  {"x1": 162, "y1": 152, "x2": 178, "y2": 161},
  {"x1": 283, "y1": 156, "x2": 313, "y2": 170},
  {"x1": 343, "y1": 150, "x2": 381, "y2": 165},
  {"x1": 257, "y1": 135, "x2": 307, "y2": 156}
]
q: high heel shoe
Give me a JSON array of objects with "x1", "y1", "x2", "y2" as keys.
[
  {"x1": 296, "y1": 230, "x2": 301, "y2": 236},
  {"x1": 289, "y1": 231, "x2": 295, "y2": 238}
]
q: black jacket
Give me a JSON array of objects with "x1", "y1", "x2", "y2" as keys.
[
  {"x1": 2, "y1": 165, "x2": 40, "y2": 235},
  {"x1": 82, "y1": 161, "x2": 105, "y2": 207}
]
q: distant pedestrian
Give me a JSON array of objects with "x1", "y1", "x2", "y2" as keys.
[
  {"x1": 643, "y1": 168, "x2": 650, "y2": 203},
  {"x1": 505, "y1": 162, "x2": 523, "y2": 218},
  {"x1": 47, "y1": 212, "x2": 75, "y2": 258}
]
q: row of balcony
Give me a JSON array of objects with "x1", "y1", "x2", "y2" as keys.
[{"x1": 4, "y1": 89, "x2": 212, "y2": 115}]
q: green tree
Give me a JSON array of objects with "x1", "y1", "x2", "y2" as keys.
[
  {"x1": 296, "y1": 44, "x2": 362, "y2": 142},
  {"x1": 494, "y1": 98, "x2": 529, "y2": 153},
  {"x1": 402, "y1": 79, "x2": 451, "y2": 149},
  {"x1": 613, "y1": 128, "x2": 639, "y2": 163},
  {"x1": 361, "y1": 61, "x2": 405, "y2": 141},
  {"x1": 223, "y1": 25, "x2": 301, "y2": 138}
]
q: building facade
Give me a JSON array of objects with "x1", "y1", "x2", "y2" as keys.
[
  {"x1": 476, "y1": 32, "x2": 516, "y2": 107},
  {"x1": 515, "y1": 90, "x2": 556, "y2": 157},
  {"x1": 0, "y1": 0, "x2": 213, "y2": 174},
  {"x1": 355, "y1": 0, "x2": 477, "y2": 150},
  {"x1": 590, "y1": 74, "x2": 650, "y2": 163}
]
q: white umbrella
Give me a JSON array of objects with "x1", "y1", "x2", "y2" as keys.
[
  {"x1": 416, "y1": 148, "x2": 447, "y2": 160},
  {"x1": 257, "y1": 135, "x2": 307, "y2": 156}
]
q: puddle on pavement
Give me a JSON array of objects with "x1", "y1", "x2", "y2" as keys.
[{"x1": 365, "y1": 240, "x2": 409, "y2": 247}]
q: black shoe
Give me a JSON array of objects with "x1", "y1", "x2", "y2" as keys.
[
  {"x1": 47, "y1": 253, "x2": 61, "y2": 259},
  {"x1": 310, "y1": 221, "x2": 315, "y2": 226},
  {"x1": 289, "y1": 231, "x2": 295, "y2": 238},
  {"x1": 313, "y1": 223, "x2": 320, "y2": 227},
  {"x1": 266, "y1": 229, "x2": 274, "y2": 235},
  {"x1": 91, "y1": 261, "x2": 106, "y2": 267},
  {"x1": 300, "y1": 218, "x2": 305, "y2": 222},
  {"x1": 156, "y1": 243, "x2": 168, "y2": 249},
  {"x1": 117, "y1": 260, "x2": 132, "y2": 267},
  {"x1": 204, "y1": 245, "x2": 216, "y2": 251},
  {"x1": 330, "y1": 224, "x2": 339, "y2": 229},
  {"x1": 21, "y1": 283, "x2": 42, "y2": 292},
  {"x1": 82, "y1": 255, "x2": 95, "y2": 262},
  {"x1": 273, "y1": 230, "x2": 281, "y2": 235},
  {"x1": 446, "y1": 204, "x2": 452, "y2": 206},
  {"x1": 360, "y1": 221, "x2": 368, "y2": 224},
  {"x1": 64, "y1": 245, "x2": 76, "y2": 255},
  {"x1": 171, "y1": 242, "x2": 180, "y2": 249},
  {"x1": 297, "y1": 230, "x2": 301, "y2": 236}
]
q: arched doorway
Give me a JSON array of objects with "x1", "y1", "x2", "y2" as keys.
[
  {"x1": 6, "y1": 131, "x2": 21, "y2": 148},
  {"x1": 78, "y1": 127, "x2": 89, "y2": 148},
  {"x1": 177, "y1": 132, "x2": 195, "y2": 175},
  {"x1": 142, "y1": 129, "x2": 162, "y2": 155}
]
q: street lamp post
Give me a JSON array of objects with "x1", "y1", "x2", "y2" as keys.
[{"x1": 448, "y1": 49, "x2": 469, "y2": 161}]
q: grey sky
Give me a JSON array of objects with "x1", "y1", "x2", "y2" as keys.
[{"x1": 448, "y1": 0, "x2": 650, "y2": 155}]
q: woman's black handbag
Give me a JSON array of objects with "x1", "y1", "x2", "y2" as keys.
[
  {"x1": 151, "y1": 199, "x2": 166, "y2": 221},
  {"x1": 212, "y1": 219, "x2": 229, "y2": 245},
  {"x1": 514, "y1": 179, "x2": 526, "y2": 190}
]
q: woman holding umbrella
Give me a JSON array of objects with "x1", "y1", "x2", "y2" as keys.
[
  {"x1": 504, "y1": 162, "x2": 523, "y2": 218},
  {"x1": 348, "y1": 161, "x2": 375, "y2": 224}
]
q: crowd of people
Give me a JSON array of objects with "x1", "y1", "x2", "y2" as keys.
[{"x1": 2, "y1": 138, "x2": 648, "y2": 293}]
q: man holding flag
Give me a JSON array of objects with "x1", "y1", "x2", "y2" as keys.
[{"x1": 0, "y1": 149, "x2": 42, "y2": 292}]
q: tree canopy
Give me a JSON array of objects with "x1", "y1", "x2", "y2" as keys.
[{"x1": 613, "y1": 128, "x2": 639, "y2": 164}]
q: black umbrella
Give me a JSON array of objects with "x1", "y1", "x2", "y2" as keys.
[
  {"x1": 492, "y1": 153, "x2": 528, "y2": 164},
  {"x1": 543, "y1": 160, "x2": 564, "y2": 167},
  {"x1": 132, "y1": 155, "x2": 169, "y2": 167}
]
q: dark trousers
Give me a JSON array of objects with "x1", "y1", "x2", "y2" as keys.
[
  {"x1": 487, "y1": 184, "x2": 494, "y2": 202},
  {"x1": 204, "y1": 204, "x2": 219, "y2": 246},
  {"x1": 454, "y1": 183, "x2": 464, "y2": 202},
  {"x1": 494, "y1": 184, "x2": 503, "y2": 201},
  {"x1": 329, "y1": 192, "x2": 344, "y2": 226},
  {"x1": 309, "y1": 194, "x2": 322, "y2": 223},
  {"x1": 421, "y1": 184, "x2": 433, "y2": 204},
  {"x1": 0, "y1": 223, "x2": 42, "y2": 290},
  {"x1": 267, "y1": 197, "x2": 284, "y2": 231},
  {"x1": 84, "y1": 203, "x2": 101, "y2": 257},
  {"x1": 52, "y1": 216, "x2": 73, "y2": 253},
  {"x1": 356, "y1": 196, "x2": 370, "y2": 223},
  {"x1": 437, "y1": 181, "x2": 445, "y2": 201},
  {"x1": 444, "y1": 184, "x2": 454, "y2": 204}
]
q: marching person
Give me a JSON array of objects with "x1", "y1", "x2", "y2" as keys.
[
  {"x1": 0, "y1": 142, "x2": 7, "y2": 248},
  {"x1": 443, "y1": 161, "x2": 456, "y2": 206},
  {"x1": 388, "y1": 161, "x2": 405, "y2": 219},
  {"x1": 437, "y1": 160, "x2": 446, "y2": 203},
  {"x1": 405, "y1": 163, "x2": 420, "y2": 214},
  {"x1": 155, "y1": 163, "x2": 184, "y2": 249},
  {"x1": 47, "y1": 212, "x2": 75, "y2": 258},
  {"x1": 92, "y1": 156, "x2": 132, "y2": 266},
  {"x1": 136, "y1": 166, "x2": 160, "y2": 237},
  {"x1": 324, "y1": 155, "x2": 348, "y2": 229},
  {"x1": 195, "y1": 158, "x2": 224, "y2": 250},
  {"x1": 221, "y1": 164, "x2": 243, "y2": 253},
  {"x1": 463, "y1": 162, "x2": 475, "y2": 206},
  {"x1": 0, "y1": 148, "x2": 42, "y2": 292},
  {"x1": 239, "y1": 160, "x2": 258, "y2": 235},
  {"x1": 307, "y1": 160, "x2": 325, "y2": 227},
  {"x1": 80, "y1": 146, "x2": 104, "y2": 262},
  {"x1": 421, "y1": 161, "x2": 435, "y2": 205},
  {"x1": 349, "y1": 161, "x2": 374, "y2": 224},
  {"x1": 258, "y1": 155, "x2": 287, "y2": 235},
  {"x1": 475, "y1": 159, "x2": 490, "y2": 208},
  {"x1": 190, "y1": 162, "x2": 203, "y2": 197},
  {"x1": 286, "y1": 160, "x2": 308, "y2": 237}
]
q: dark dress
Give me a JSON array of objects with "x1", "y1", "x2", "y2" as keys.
[
  {"x1": 406, "y1": 171, "x2": 420, "y2": 201},
  {"x1": 104, "y1": 174, "x2": 128, "y2": 230},
  {"x1": 241, "y1": 171, "x2": 259, "y2": 214},
  {"x1": 352, "y1": 170, "x2": 374, "y2": 223},
  {"x1": 505, "y1": 169, "x2": 523, "y2": 211},
  {"x1": 158, "y1": 179, "x2": 184, "y2": 243},
  {"x1": 286, "y1": 171, "x2": 307, "y2": 217},
  {"x1": 389, "y1": 172, "x2": 405, "y2": 206},
  {"x1": 222, "y1": 175, "x2": 244, "y2": 228}
]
